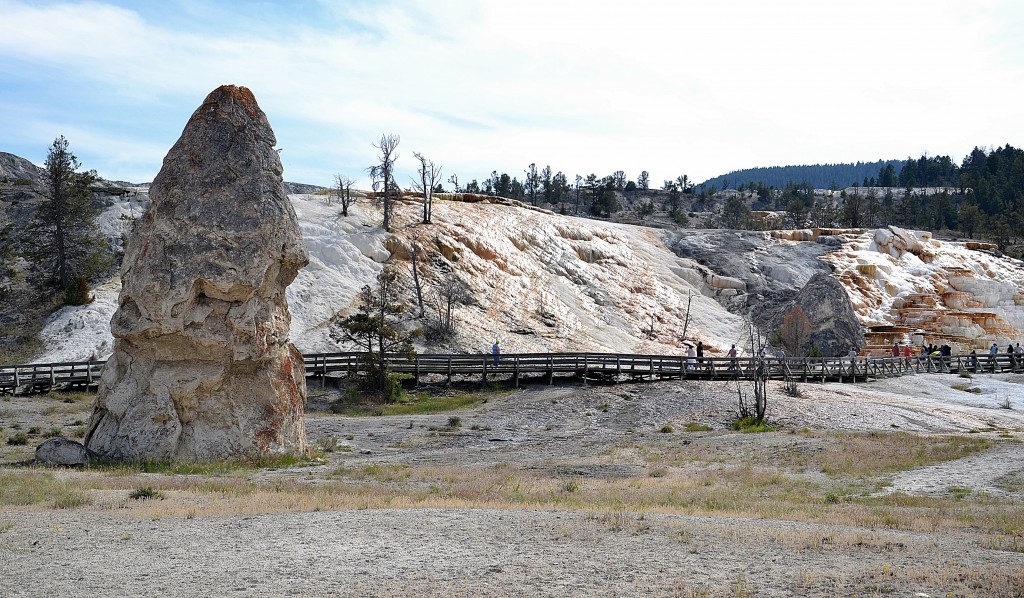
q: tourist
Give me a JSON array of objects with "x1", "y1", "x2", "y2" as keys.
[
  {"x1": 990, "y1": 342, "x2": 999, "y2": 371},
  {"x1": 492, "y1": 339, "x2": 500, "y2": 366},
  {"x1": 970, "y1": 349, "x2": 979, "y2": 372},
  {"x1": 891, "y1": 342, "x2": 899, "y2": 358},
  {"x1": 727, "y1": 344, "x2": 738, "y2": 371},
  {"x1": 686, "y1": 343, "x2": 696, "y2": 370},
  {"x1": 696, "y1": 341, "x2": 704, "y2": 366}
]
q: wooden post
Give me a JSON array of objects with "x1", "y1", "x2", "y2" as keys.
[
  {"x1": 414, "y1": 356, "x2": 420, "y2": 385},
  {"x1": 482, "y1": 357, "x2": 488, "y2": 388},
  {"x1": 447, "y1": 356, "x2": 452, "y2": 385},
  {"x1": 513, "y1": 357, "x2": 520, "y2": 388}
]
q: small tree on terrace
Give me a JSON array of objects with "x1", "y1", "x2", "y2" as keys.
[
  {"x1": 430, "y1": 270, "x2": 471, "y2": 340},
  {"x1": 330, "y1": 266, "x2": 417, "y2": 395},
  {"x1": 334, "y1": 174, "x2": 356, "y2": 216},
  {"x1": 368, "y1": 134, "x2": 400, "y2": 232},
  {"x1": 720, "y1": 195, "x2": 752, "y2": 229},
  {"x1": 780, "y1": 305, "x2": 813, "y2": 356},
  {"x1": 412, "y1": 152, "x2": 442, "y2": 224},
  {"x1": 22, "y1": 136, "x2": 107, "y2": 298}
]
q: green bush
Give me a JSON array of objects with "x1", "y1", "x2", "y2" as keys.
[
  {"x1": 63, "y1": 276, "x2": 94, "y2": 306},
  {"x1": 683, "y1": 422, "x2": 712, "y2": 432},
  {"x1": 732, "y1": 417, "x2": 775, "y2": 433},
  {"x1": 128, "y1": 486, "x2": 163, "y2": 500},
  {"x1": 6, "y1": 433, "x2": 28, "y2": 446}
]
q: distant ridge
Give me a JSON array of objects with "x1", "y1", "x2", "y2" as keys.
[{"x1": 699, "y1": 159, "x2": 906, "y2": 190}]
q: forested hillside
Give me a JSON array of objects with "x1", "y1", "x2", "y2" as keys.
[{"x1": 699, "y1": 160, "x2": 906, "y2": 190}]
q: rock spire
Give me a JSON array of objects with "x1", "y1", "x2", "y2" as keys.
[{"x1": 85, "y1": 85, "x2": 309, "y2": 460}]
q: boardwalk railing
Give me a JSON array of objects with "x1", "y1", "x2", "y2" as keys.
[{"x1": 2, "y1": 352, "x2": 1022, "y2": 395}]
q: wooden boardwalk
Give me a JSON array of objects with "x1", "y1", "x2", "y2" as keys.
[{"x1": 2, "y1": 351, "x2": 1022, "y2": 395}]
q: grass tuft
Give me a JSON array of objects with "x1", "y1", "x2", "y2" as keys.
[
  {"x1": 732, "y1": 417, "x2": 775, "y2": 433},
  {"x1": 129, "y1": 486, "x2": 163, "y2": 500},
  {"x1": 6, "y1": 433, "x2": 28, "y2": 446}
]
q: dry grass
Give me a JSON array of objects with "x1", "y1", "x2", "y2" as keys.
[
  {"x1": 795, "y1": 561, "x2": 1024, "y2": 596},
  {"x1": 2, "y1": 434, "x2": 1018, "y2": 539}
]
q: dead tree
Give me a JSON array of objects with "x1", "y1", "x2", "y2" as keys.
[
  {"x1": 368, "y1": 134, "x2": 400, "y2": 232},
  {"x1": 735, "y1": 321, "x2": 769, "y2": 421},
  {"x1": 412, "y1": 151, "x2": 442, "y2": 224},
  {"x1": 432, "y1": 270, "x2": 470, "y2": 340},
  {"x1": 410, "y1": 245, "x2": 425, "y2": 317},
  {"x1": 334, "y1": 174, "x2": 357, "y2": 216},
  {"x1": 780, "y1": 305, "x2": 812, "y2": 356}
]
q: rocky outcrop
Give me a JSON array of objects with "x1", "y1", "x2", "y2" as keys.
[
  {"x1": 84, "y1": 85, "x2": 309, "y2": 461},
  {"x1": 789, "y1": 273, "x2": 865, "y2": 357},
  {"x1": 0, "y1": 151, "x2": 45, "y2": 185}
]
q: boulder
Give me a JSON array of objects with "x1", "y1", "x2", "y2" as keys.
[
  {"x1": 84, "y1": 85, "x2": 310, "y2": 461},
  {"x1": 36, "y1": 437, "x2": 94, "y2": 466},
  {"x1": 790, "y1": 273, "x2": 865, "y2": 357}
]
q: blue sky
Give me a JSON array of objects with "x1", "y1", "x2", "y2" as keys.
[{"x1": 2, "y1": 0, "x2": 1023, "y2": 188}]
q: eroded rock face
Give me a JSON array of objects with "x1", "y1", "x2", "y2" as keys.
[
  {"x1": 791, "y1": 273, "x2": 865, "y2": 357},
  {"x1": 85, "y1": 85, "x2": 309, "y2": 460}
]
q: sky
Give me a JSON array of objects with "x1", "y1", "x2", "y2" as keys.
[{"x1": 2, "y1": 0, "x2": 1023, "y2": 189}]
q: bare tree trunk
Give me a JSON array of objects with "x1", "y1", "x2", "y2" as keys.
[
  {"x1": 371, "y1": 134, "x2": 400, "y2": 232},
  {"x1": 410, "y1": 246, "x2": 424, "y2": 317},
  {"x1": 413, "y1": 151, "x2": 442, "y2": 225}
]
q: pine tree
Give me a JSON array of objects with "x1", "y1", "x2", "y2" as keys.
[{"x1": 23, "y1": 136, "x2": 107, "y2": 296}]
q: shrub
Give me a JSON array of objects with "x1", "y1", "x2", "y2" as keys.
[
  {"x1": 63, "y1": 276, "x2": 94, "y2": 306},
  {"x1": 446, "y1": 416, "x2": 462, "y2": 428},
  {"x1": 732, "y1": 417, "x2": 775, "y2": 433},
  {"x1": 6, "y1": 433, "x2": 28, "y2": 446},
  {"x1": 44, "y1": 427, "x2": 62, "y2": 438},
  {"x1": 128, "y1": 486, "x2": 163, "y2": 500},
  {"x1": 658, "y1": 424, "x2": 674, "y2": 433},
  {"x1": 683, "y1": 422, "x2": 712, "y2": 432}
]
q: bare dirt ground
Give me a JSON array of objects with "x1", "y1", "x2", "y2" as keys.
[{"x1": 2, "y1": 372, "x2": 1023, "y2": 597}]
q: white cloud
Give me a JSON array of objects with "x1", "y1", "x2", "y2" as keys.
[{"x1": 1, "y1": 0, "x2": 1022, "y2": 186}]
